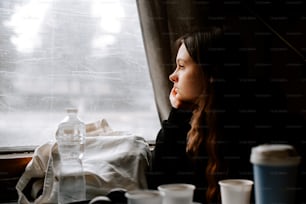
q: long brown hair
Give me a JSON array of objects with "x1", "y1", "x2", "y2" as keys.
[{"x1": 175, "y1": 27, "x2": 243, "y2": 203}]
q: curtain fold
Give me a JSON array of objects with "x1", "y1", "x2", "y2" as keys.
[{"x1": 136, "y1": 0, "x2": 172, "y2": 121}]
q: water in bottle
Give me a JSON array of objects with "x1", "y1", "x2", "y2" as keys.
[{"x1": 56, "y1": 108, "x2": 86, "y2": 204}]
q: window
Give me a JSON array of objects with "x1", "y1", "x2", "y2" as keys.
[{"x1": 0, "y1": 0, "x2": 160, "y2": 151}]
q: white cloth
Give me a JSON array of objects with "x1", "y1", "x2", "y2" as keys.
[{"x1": 16, "y1": 119, "x2": 151, "y2": 204}]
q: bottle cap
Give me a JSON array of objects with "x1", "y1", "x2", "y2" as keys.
[
  {"x1": 66, "y1": 107, "x2": 78, "y2": 113},
  {"x1": 250, "y1": 144, "x2": 301, "y2": 166}
]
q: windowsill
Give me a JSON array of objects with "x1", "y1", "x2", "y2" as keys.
[
  {"x1": 0, "y1": 146, "x2": 37, "y2": 155},
  {"x1": 0, "y1": 153, "x2": 33, "y2": 203}
]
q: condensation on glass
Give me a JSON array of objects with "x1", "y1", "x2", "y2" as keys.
[{"x1": 0, "y1": 0, "x2": 159, "y2": 150}]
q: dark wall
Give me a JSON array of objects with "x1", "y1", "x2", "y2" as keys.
[{"x1": 193, "y1": 0, "x2": 306, "y2": 117}]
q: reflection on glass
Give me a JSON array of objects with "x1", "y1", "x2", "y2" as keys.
[
  {"x1": 0, "y1": 0, "x2": 159, "y2": 150},
  {"x1": 4, "y1": 0, "x2": 51, "y2": 53}
]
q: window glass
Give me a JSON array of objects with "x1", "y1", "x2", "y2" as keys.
[{"x1": 0, "y1": 0, "x2": 160, "y2": 151}]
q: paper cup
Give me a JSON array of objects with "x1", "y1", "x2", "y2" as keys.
[
  {"x1": 219, "y1": 179, "x2": 253, "y2": 204},
  {"x1": 158, "y1": 183, "x2": 195, "y2": 204}
]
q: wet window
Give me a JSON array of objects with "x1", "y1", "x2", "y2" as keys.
[{"x1": 0, "y1": 0, "x2": 159, "y2": 151}]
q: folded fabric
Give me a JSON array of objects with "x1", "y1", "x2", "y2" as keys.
[{"x1": 16, "y1": 119, "x2": 151, "y2": 204}]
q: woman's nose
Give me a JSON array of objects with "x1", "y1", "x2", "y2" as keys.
[{"x1": 169, "y1": 71, "x2": 177, "y2": 82}]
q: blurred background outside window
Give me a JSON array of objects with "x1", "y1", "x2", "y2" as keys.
[{"x1": 0, "y1": 0, "x2": 160, "y2": 151}]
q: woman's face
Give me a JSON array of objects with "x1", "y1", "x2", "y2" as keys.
[{"x1": 169, "y1": 43, "x2": 205, "y2": 109}]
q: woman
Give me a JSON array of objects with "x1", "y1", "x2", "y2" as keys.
[
  {"x1": 146, "y1": 26, "x2": 296, "y2": 204},
  {"x1": 146, "y1": 26, "x2": 249, "y2": 204}
]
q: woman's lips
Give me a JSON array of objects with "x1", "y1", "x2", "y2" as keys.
[{"x1": 172, "y1": 87, "x2": 178, "y2": 95}]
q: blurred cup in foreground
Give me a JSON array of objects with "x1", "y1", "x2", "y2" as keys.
[
  {"x1": 125, "y1": 190, "x2": 163, "y2": 204},
  {"x1": 158, "y1": 183, "x2": 195, "y2": 204},
  {"x1": 250, "y1": 144, "x2": 301, "y2": 204},
  {"x1": 219, "y1": 179, "x2": 253, "y2": 204}
]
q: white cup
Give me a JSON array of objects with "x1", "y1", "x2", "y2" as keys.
[
  {"x1": 158, "y1": 183, "x2": 195, "y2": 204},
  {"x1": 125, "y1": 190, "x2": 163, "y2": 204},
  {"x1": 219, "y1": 179, "x2": 253, "y2": 204}
]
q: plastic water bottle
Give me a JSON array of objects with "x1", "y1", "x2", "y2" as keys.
[{"x1": 56, "y1": 108, "x2": 86, "y2": 204}]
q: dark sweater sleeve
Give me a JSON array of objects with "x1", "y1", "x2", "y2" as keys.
[{"x1": 147, "y1": 108, "x2": 192, "y2": 189}]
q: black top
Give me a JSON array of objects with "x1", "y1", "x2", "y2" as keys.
[
  {"x1": 147, "y1": 107, "x2": 256, "y2": 203},
  {"x1": 147, "y1": 81, "x2": 306, "y2": 204},
  {"x1": 147, "y1": 108, "x2": 208, "y2": 203}
]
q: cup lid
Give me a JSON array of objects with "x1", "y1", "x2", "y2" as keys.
[{"x1": 250, "y1": 144, "x2": 301, "y2": 166}]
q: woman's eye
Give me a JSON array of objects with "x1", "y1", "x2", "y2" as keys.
[{"x1": 178, "y1": 65, "x2": 184, "y2": 69}]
